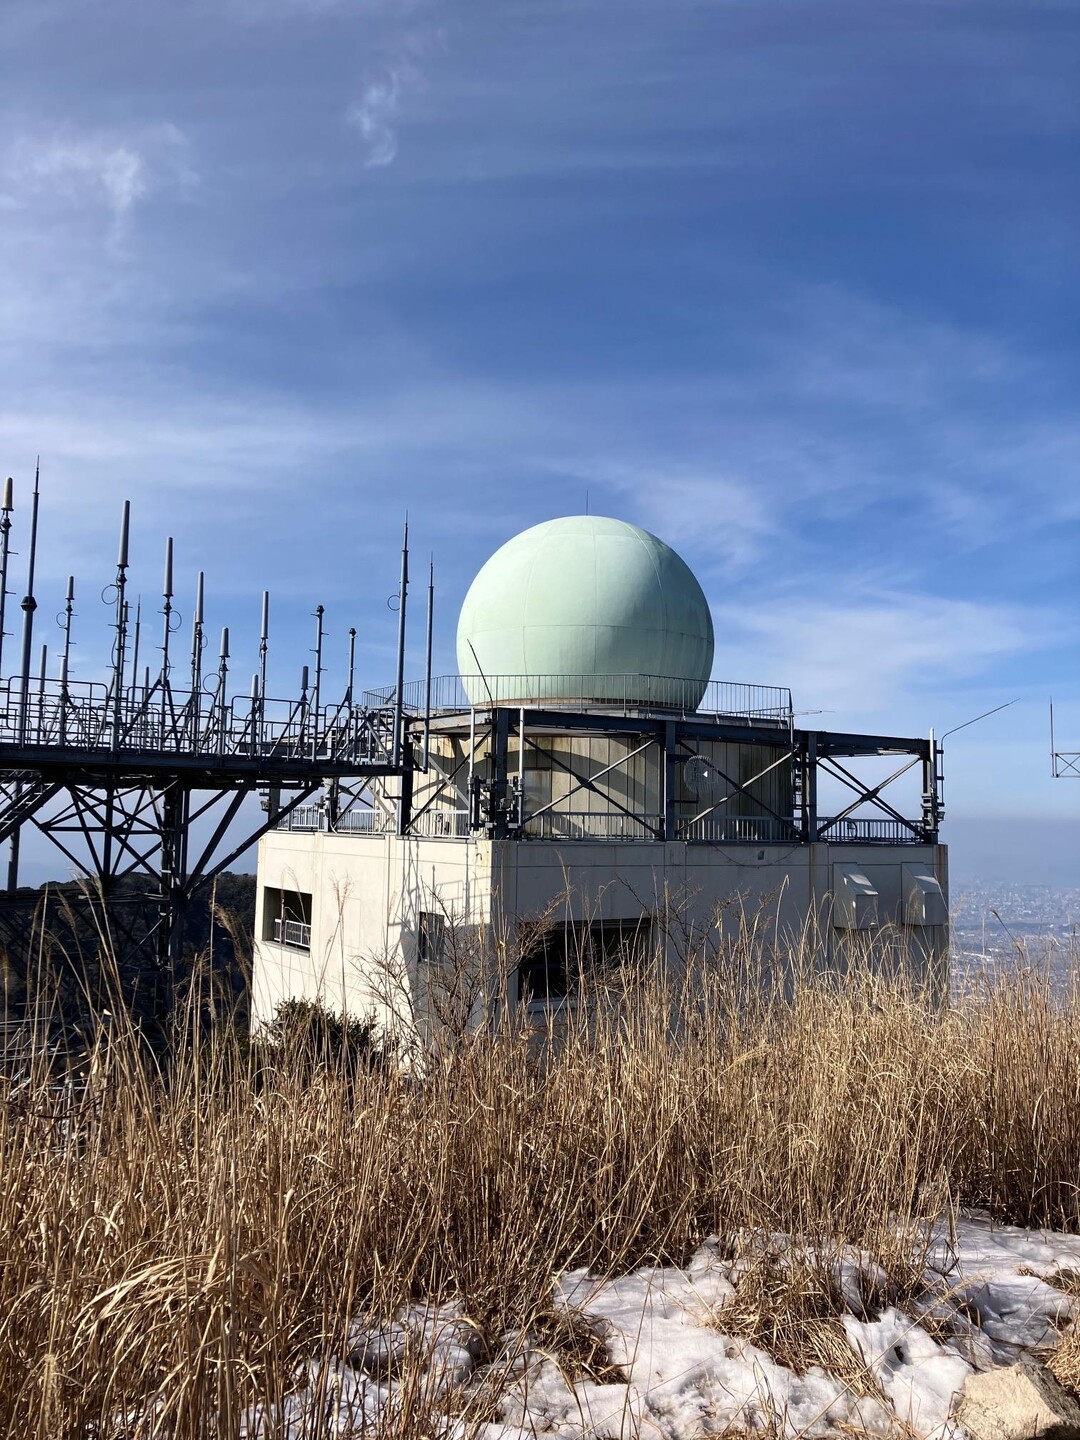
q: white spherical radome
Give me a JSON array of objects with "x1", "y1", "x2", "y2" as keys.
[{"x1": 456, "y1": 515, "x2": 714, "y2": 708}]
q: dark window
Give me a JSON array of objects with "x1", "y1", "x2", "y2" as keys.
[
  {"x1": 417, "y1": 911, "x2": 447, "y2": 965},
  {"x1": 517, "y1": 918, "x2": 651, "y2": 1002},
  {"x1": 263, "y1": 887, "x2": 313, "y2": 949}
]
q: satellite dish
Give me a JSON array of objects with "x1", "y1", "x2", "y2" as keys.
[{"x1": 683, "y1": 754, "x2": 726, "y2": 802}]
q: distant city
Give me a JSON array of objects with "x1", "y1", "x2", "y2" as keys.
[{"x1": 950, "y1": 881, "x2": 1079, "y2": 992}]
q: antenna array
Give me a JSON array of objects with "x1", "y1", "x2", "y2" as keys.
[{"x1": 0, "y1": 473, "x2": 429, "y2": 1030}]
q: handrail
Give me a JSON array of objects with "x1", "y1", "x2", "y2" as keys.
[
  {"x1": 363, "y1": 673, "x2": 793, "y2": 723},
  {"x1": 272, "y1": 918, "x2": 311, "y2": 949},
  {"x1": 0, "y1": 675, "x2": 398, "y2": 770}
]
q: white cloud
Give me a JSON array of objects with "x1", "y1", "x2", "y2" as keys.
[
  {"x1": 4, "y1": 122, "x2": 194, "y2": 237},
  {"x1": 348, "y1": 67, "x2": 402, "y2": 166},
  {"x1": 564, "y1": 463, "x2": 774, "y2": 568},
  {"x1": 346, "y1": 26, "x2": 440, "y2": 167},
  {"x1": 27, "y1": 139, "x2": 145, "y2": 213},
  {"x1": 712, "y1": 591, "x2": 1040, "y2": 719}
]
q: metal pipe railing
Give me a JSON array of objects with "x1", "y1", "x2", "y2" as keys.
[{"x1": 364, "y1": 673, "x2": 794, "y2": 722}]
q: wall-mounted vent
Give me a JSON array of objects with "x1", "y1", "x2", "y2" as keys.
[
  {"x1": 902, "y1": 865, "x2": 947, "y2": 927},
  {"x1": 832, "y1": 864, "x2": 879, "y2": 930}
]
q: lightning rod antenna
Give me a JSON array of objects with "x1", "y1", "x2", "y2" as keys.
[
  {"x1": 59, "y1": 575, "x2": 75, "y2": 745},
  {"x1": 313, "y1": 604, "x2": 324, "y2": 738},
  {"x1": 392, "y1": 515, "x2": 409, "y2": 767},
  {"x1": 0, "y1": 477, "x2": 13, "y2": 680},
  {"x1": 129, "y1": 599, "x2": 141, "y2": 697},
  {"x1": 36, "y1": 642, "x2": 47, "y2": 730},
  {"x1": 189, "y1": 570, "x2": 205, "y2": 741},
  {"x1": 161, "y1": 537, "x2": 174, "y2": 681},
  {"x1": 216, "y1": 627, "x2": 229, "y2": 752},
  {"x1": 110, "y1": 499, "x2": 131, "y2": 745},
  {"x1": 160, "y1": 537, "x2": 174, "y2": 736},
  {"x1": 17, "y1": 460, "x2": 41, "y2": 745},
  {"x1": 259, "y1": 590, "x2": 269, "y2": 748},
  {"x1": 423, "y1": 556, "x2": 434, "y2": 771}
]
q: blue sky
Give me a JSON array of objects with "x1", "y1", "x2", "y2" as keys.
[{"x1": 1, "y1": 0, "x2": 1078, "y2": 878}]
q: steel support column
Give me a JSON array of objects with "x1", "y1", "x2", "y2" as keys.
[
  {"x1": 156, "y1": 781, "x2": 190, "y2": 1024},
  {"x1": 805, "y1": 732, "x2": 818, "y2": 842},
  {"x1": 663, "y1": 721, "x2": 677, "y2": 841}
]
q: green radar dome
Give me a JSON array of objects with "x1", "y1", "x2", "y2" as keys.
[{"x1": 456, "y1": 515, "x2": 715, "y2": 709}]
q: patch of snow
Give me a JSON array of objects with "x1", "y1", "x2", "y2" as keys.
[
  {"x1": 843, "y1": 1306, "x2": 971, "y2": 1437},
  {"x1": 248, "y1": 1213, "x2": 1080, "y2": 1439}
]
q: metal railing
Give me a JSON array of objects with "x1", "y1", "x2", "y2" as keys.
[
  {"x1": 523, "y1": 811, "x2": 664, "y2": 841},
  {"x1": 283, "y1": 807, "x2": 389, "y2": 834},
  {"x1": 411, "y1": 809, "x2": 471, "y2": 838},
  {"x1": 0, "y1": 675, "x2": 397, "y2": 770},
  {"x1": 284, "y1": 805, "x2": 324, "y2": 832},
  {"x1": 335, "y1": 809, "x2": 387, "y2": 834},
  {"x1": 816, "y1": 817, "x2": 926, "y2": 844},
  {"x1": 282, "y1": 805, "x2": 470, "y2": 838},
  {"x1": 682, "y1": 815, "x2": 800, "y2": 844},
  {"x1": 364, "y1": 673, "x2": 793, "y2": 723},
  {"x1": 272, "y1": 918, "x2": 311, "y2": 949},
  {"x1": 278, "y1": 803, "x2": 931, "y2": 845}
]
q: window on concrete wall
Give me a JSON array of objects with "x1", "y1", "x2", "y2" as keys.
[
  {"x1": 417, "y1": 911, "x2": 447, "y2": 965},
  {"x1": 517, "y1": 918, "x2": 652, "y2": 1002},
  {"x1": 263, "y1": 888, "x2": 313, "y2": 949}
]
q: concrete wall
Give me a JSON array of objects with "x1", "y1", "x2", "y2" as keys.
[
  {"x1": 253, "y1": 828, "x2": 496, "y2": 1030},
  {"x1": 251, "y1": 828, "x2": 948, "y2": 1030}
]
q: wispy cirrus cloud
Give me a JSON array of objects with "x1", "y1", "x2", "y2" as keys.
[
  {"x1": 714, "y1": 590, "x2": 1042, "y2": 718},
  {"x1": 348, "y1": 67, "x2": 403, "y2": 166},
  {"x1": 345, "y1": 23, "x2": 441, "y2": 166},
  {"x1": 3, "y1": 122, "x2": 195, "y2": 240}
]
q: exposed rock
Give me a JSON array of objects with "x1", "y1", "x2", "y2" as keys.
[{"x1": 958, "y1": 1361, "x2": 1080, "y2": 1440}]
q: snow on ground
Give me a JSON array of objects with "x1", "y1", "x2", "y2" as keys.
[{"x1": 245, "y1": 1214, "x2": 1080, "y2": 1439}]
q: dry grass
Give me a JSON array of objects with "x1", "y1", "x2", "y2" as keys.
[
  {"x1": 1, "y1": 916, "x2": 1079, "y2": 1436},
  {"x1": 711, "y1": 1243, "x2": 881, "y2": 1396},
  {"x1": 1050, "y1": 1330, "x2": 1080, "y2": 1395}
]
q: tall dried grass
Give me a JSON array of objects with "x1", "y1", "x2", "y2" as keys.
[{"x1": 0, "y1": 916, "x2": 1078, "y2": 1436}]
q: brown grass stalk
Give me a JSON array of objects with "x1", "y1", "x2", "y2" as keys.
[{"x1": 0, "y1": 915, "x2": 1078, "y2": 1435}]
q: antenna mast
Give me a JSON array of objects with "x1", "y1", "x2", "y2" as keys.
[
  {"x1": 0, "y1": 477, "x2": 13, "y2": 681},
  {"x1": 17, "y1": 461, "x2": 41, "y2": 746},
  {"x1": 392, "y1": 516, "x2": 409, "y2": 767},
  {"x1": 423, "y1": 557, "x2": 434, "y2": 770},
  {"x1": 346, "y1": 627, "x2": 357, "y2": 706},
  {"x1": 110, "y1": 500, "x2": 131, "y2": 746},
  {"x1": 189, "y1": 570, "x2": 205, "y2": 741},
  {"x1": 59, "y1": 575, "x2": 75, "y2": 746}
]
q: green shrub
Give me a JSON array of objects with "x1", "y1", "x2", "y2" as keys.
[{"x1": 261, "y1": 996, "x2": 391, "y2": 1080}]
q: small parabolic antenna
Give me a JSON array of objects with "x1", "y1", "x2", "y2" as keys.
[{"x1": 683, "y1": 754, "x2": 726, "y2": 802}]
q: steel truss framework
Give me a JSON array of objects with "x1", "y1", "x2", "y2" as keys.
[
  {"x1": 0, "y1": 481, "x2": 418, "y2": 1021},
  {"x1": 290, "y1": 706, "x2": 942, "y2": 847},
  {"x1": 0, "y1": 683, "x2": 405, "y2": 1013}
]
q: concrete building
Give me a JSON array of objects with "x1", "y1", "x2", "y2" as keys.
[{"x1": 252, "y1": 516, "x2": 948, "y2": 1031}]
